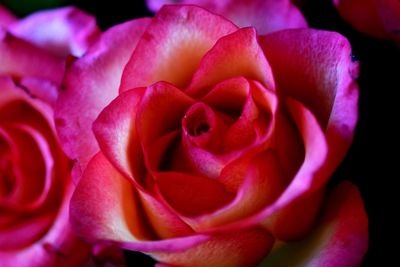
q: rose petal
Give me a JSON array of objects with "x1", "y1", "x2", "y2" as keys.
[
  {"x1": 183, "y1": 150, "x2": 286, "y2": 231},
  {"x1": 71, "y1": 152, "x2": 193, "y2": 241},
  {"x1": 201, "y1": 77, "x2": 249, "y2": 116},
  {"x1": 137, "y1": 82, "x2": 194, "y2": 149},
  {"x1": 146, "y1": 0, "x2": 307, "y2": 35},
  {"x1": 153, "y1": 227, "x2": 274, "y2": 267},
  {"x1": 93, "y1": 88, "x2": 146, "y2": 183},
  {"x1": 263, "y1": 189, "x2": 325, "y2": 241},
  {"x1": 55, "y1": 18, "x2": 150, "y2": 176},
  {"x1": 0, "y1": 30, "x2": 65, "y2": 85},
  {"x1": 186, "y1": 27, "x2": 274, "y2": 98},
  {"x1": 120, "y1": 5, "x2": 238, "y2": 91},
  {"x1": 9, "y1": 6, "x2": 100, "y2": 57},
  {"x1": 222, "y1": 80, "x2": 276, "y2": 152},
  {"x1": 93, "y1": 85, "x2": 195, "y2": 239},
  {"x1": 259, "y1": 182, "x2": 368, "y2": 267},
  {"x1": 260, "y1": 29, "x2": 359, "y2": 176}
]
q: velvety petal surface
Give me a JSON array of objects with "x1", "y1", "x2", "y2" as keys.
[
  {"x1": 55, "y1": 18, "x2": 150, "y2": 176},
  {"x1": 258, "y1": 182, "x2": 368, "y2": 267},
  {"x1": 120, "y1": 5, "x2": 238, "y2": 91},
  {"x1": 9, "y1": 6, "x2": 100, "y2": 57},
  {"x1": 146, "y1": 0, "x2": 307, "y2": 34}
]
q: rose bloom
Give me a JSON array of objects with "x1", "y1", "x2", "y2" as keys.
[
  {"x1": 0, "y1": 6, "x2": 100, "y2": 266},
  {"x1": 333, "y1": 0, "x2": 400, "y2": 45},
  {"x1": 56, "y1": 5, "x2": 368, "y2": 267}
]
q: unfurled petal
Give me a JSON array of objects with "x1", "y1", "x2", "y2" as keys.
[
  {"x1": 259, "y1": 182, "x2": 368, "y2": 267},
  {"x1": 260, "y1": 29, "x2": 359, "y2": 174},
  {"x1": 71, "y1": 152, "x2": 196, "y2": 243},
  {"x1": 55, "y1": 18, "x2": 150, "y2": 176},
  {"x1": 70, "y1": 152, "x2": 153, "y2": 242}
]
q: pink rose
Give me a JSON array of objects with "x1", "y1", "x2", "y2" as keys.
[
  {"x1": 0, "y1": 6, "x2": 99, "y2": 266},
  {"x1": 56, "y1": 5, "x2": 368, "y2": 266},
  {"x1": 146, "y1": 0, "x2": 308, "y2": 34},
  {"x1": 333, "y1": 0, "x2": 400, "y2": 45}
]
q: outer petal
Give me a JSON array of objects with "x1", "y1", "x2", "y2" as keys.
[
  {"x1": 120, "y1": 5, "x2": 238, "y2": 91},
  {"x1": 260, "y1": 29, "x2": 359, "y2": 176},
  {"x1": 258, "y1": 182, "x2": 368, "y2": 267},
  {"x1": 0, "y1": 5, "x2": 17, "y2": 28},
  {"x1": 70, "y1": 152, "x2": 210, "y2": 251},
  {"x1": 146, "y1": 0, "x2": 307, "y2": 34},
  {"x1": 55, "y1": 18, "x2": 150, "y2": 176},
  {"x1": 8, "y1": 6, "x2": 100, "y2": 57},
  {"x1": 70, "y1": 152, "x2": 153, "y2": 242}
]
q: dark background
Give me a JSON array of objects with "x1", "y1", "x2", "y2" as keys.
[{"x1": 1, "y1": 0, "x2": 398, "y2": 266}]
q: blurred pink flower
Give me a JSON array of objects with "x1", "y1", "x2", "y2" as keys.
[
  {"x1": 333, "y1": 0, "x2": 400, "y2": 44},
  {"x1": 0, "y1": 6, "x2": 100, "y2": 267}
]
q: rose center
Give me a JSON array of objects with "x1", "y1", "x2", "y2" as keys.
[
  {"x1": 183, "y1": 103, "x2": 214, "y2": 139},
  {"x1": 190, "y1": 121, "x2": 210, "y2": 137}
]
